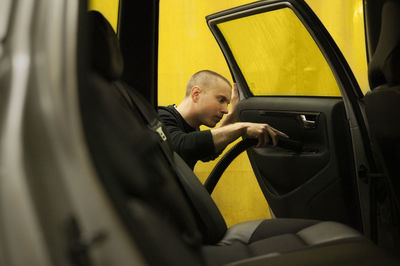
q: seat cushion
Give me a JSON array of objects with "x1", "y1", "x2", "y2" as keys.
[
  {"x1": 204, "y1": 218, "x2": 365, "y2": 266},
  {"x1": 225, "y1": 241, "x2": 400, "y2": 266}
]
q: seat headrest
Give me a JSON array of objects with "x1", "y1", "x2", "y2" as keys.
[
  {"x1": 368, "y1": 0, "x2": 400, "y2": 88},
  {"x1": 88, "y1": 11, "x2": 123, "y2": 81}
]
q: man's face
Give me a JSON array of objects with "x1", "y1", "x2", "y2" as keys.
[{"x1": 196, "y1": 78, "x2": 231, "y2": 127}]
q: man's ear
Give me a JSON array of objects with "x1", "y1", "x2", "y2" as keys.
[{"x1": 191, "y1": 86, "x2": 201, "y2": 102}]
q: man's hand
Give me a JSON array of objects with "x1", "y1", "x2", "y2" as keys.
[
  {"x1": 229, "y1": 83, "x2": 239, "y2": 113},
  {"x1": 242, "y1": 122, "x2": 288, "y2": 148},
  {"x1": 218, "y1": 83, "x2": 239, "y2": 127}
]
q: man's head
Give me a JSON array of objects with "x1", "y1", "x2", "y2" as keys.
[{"x1": 185, "y1": 70, "x2": 232, "y2": 128}]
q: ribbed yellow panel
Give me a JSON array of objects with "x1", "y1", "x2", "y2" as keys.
[
  {"x1": 88, "y1": 0, "x2": 119, "y2": 32},
  {"x1": 158, "y1": 0, "x2": 367, "y2": 227},
  {"x1": 217, "y1": 7, "x2": 340, "y2": 96}
]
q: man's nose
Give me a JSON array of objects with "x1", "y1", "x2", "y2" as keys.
[{"x1": 221, "y1": 104, "x2": 229, "y2": 114}]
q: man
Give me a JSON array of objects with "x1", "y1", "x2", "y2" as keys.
[{"x1": 158, "y1": 70, "x2": 287, "y2": 169}]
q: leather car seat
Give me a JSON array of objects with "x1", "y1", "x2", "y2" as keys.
[
  {"x1": 365, "y1": 0, "x2": 400, "y2": 211},
  {"x1": 83, "y1": 10, "x2": 398, "y2": 266}
]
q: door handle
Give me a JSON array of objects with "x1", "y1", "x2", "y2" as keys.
[{"x1": 298, "y1": 114, "x2": 318, "y2": 129}]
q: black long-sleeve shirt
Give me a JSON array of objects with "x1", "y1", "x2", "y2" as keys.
[{"x1": 158, "y1": 105, "x2": 219, "y2": 169}]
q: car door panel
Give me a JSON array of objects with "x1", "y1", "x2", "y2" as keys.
[{"x1": 236, "y1": 97, "x2": 357, "y2": 224}]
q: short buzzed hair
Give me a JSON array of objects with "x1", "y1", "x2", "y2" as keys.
[{"x1": 185, "y1": 70, "x2": 231, "y2": 97}]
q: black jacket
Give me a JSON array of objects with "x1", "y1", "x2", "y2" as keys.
[{"x1": 158, "y1": 105, "x2": 219, "y2": 169}]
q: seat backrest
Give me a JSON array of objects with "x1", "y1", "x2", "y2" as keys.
[
  {"x1": 86, "y1": 10, "x2": 228, "y2": 245},
  {"x1": 84, "y1": 11, "x2": 208, "y2": 266},
  {"x1": 365, "y1": 0, "x2": 400, "y2": 206},
  {"x1": 364, "y1": 1, "x2": 400, "y2": 249}
]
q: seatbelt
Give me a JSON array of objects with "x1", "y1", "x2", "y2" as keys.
[
  {"x1": 113, "y1": 81, "x2": 204, "y2": 246},
  {"x1": 113, "y1": 81, "x2": 174, "y2": 166}
]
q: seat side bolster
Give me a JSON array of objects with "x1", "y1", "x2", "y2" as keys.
[
  {"x1": 297, "y1": 221, "x2": 363, "y2": 246},
  {"x1": 218, "y1": 220, "x2": 264, "y2": 245}
]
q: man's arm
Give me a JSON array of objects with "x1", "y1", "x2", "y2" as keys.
[
  {"x1": 211, "y1": 122, "x2": 288, "y2": 153},
  {"x1": 158, "y1": 107, "x2": 216, "y2": 166},
  {"x1": 212, "y1": 84, "x2": 288, "y2": 153}
]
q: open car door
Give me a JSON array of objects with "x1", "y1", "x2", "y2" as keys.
[{"x1": 207, "y1": 0, "x2": 375, "y2": 235}]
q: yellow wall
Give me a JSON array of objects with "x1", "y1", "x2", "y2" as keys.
[
  {"x1": 158, "y1": 0, "x2": 367, "y2": 227},
  {"x1": 88, "y1": 0, "x2": 119, "y2": 32},
  {"x1": 159, "y1": 1, "x2": 271, "y2": 227},
  {"x1": 307, "y1": 0, "x2": 368, "y2": 92}
]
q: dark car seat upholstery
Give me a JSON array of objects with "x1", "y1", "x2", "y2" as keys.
[
  {"x1": 364, "y1": 0, "x2": 400, "y2": 249},
  {"x1": 83, "y1": 12, "x2": 205, "y2": 266},
  {"x1": 82, "y1": 10, "x2": 399, "y2": 266},
  {"x1": 365, "y1": 0, "x2": 400, "y2": 211}
]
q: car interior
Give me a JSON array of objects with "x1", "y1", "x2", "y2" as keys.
[
  {"x1": 77, "y1": 0, "x2": 400, "y2": 264},
  {"x1": 1, "y1": 0, "x2": 399, "y2": 265}
]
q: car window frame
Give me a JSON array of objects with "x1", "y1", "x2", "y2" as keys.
[{"x1": 207, "y1": 0, "x2": 364, "y2": 100}]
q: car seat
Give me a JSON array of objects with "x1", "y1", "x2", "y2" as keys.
[
  {"x1": 82, "y1": 10, "x2": 399, "y2": 266},
  {"x1": 364, "y1": 0, "x2": 400, "y2": 250},
  {"x1": 365, "y1": 0, "x2": 400, "y2": 210}
]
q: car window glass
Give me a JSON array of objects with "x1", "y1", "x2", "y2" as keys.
[{"x1": 217, "y1": 7, "x2": 341, "y2": 97}]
